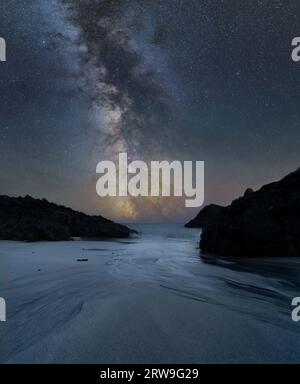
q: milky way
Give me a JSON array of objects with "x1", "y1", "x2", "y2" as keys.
[{"x1": 60, "y1": 0, "x2": 181, "y2": 160}]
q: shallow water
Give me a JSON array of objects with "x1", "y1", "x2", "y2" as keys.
[{"x1": 0, "y1": 224, "x2": 299, "y2": 363}]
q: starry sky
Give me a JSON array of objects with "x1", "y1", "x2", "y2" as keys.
[{"x1": 0, "y1": 0, "x2": 299, "y2": 222}]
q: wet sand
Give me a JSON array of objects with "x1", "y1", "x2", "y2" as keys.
[{"x1": 0, "y1": 224, "x2": 299, "y2": 363}]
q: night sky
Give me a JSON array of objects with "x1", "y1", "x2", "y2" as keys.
[{"x1": 0, "y1": 0, "x2": 299, "y2": 222}]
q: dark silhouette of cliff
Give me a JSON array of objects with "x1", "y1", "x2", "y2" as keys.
[
  {"x1": 194, "y1": 168, "x2": 300, "y2": 257},
  {"x1": 185, "y1": 204, "x2": 225, "y2": 228},
  {"x1": 0, "y1": 195, "x2": 135, "y2": 241}
]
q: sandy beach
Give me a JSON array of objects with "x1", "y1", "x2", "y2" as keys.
[{"x1": 0, "y1": 224, "x2": 299, "y2": 363}]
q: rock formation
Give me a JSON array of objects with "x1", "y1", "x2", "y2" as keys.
[
  {"x1": 0, "y1": 195, "x2": 135, "y2": 241},
  {"x1": 199, "y1": 169, "x2": 300, "y2": 256},
  {"x1": 185, "y1": 204, "x2": 225, "y2": 228}
]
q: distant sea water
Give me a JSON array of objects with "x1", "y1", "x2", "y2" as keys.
[{"x1": 0, "y1": 223, "x2": 299, "y2": 363}]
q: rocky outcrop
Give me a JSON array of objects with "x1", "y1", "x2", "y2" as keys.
[
  {"x1": 0, "y1": 195, "x2": 135, "y2": 241},
  {"x1": 200, "y1": 169, "x2": 300, "y2": 257},
  {"x1": 185, "y1": 204, "x2": 225, "y2": 228}
]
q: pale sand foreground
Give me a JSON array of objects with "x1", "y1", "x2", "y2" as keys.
[
  {"x1": 0, "y1": 224, "x2": 299, "y2": 363},
  {"x1": 5, "y1": 291, "x2": 299, "y2": 364}
]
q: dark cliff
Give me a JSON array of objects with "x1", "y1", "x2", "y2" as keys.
[
  {"x1": 0, "y1": 195, "x2": 135, "y2": 241},
  {"x1": 185, "y1": 204, "x2": 225, "y2": 228},
  {"x1": 199, "y1": 169, "x2": 300, "y2": 257}
]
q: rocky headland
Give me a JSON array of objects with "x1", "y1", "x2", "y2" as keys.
[
  {"x1": 188, "y1": 169, "x2": 300, "y2": 257},
  {"x1": 0, "y1": 195, "x2": 135, "y2": 241}
]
